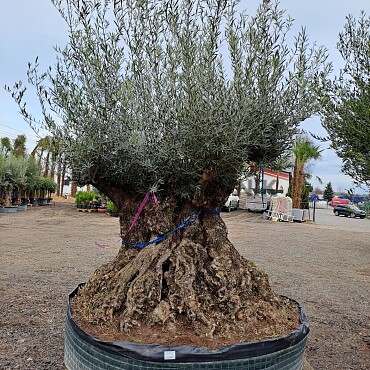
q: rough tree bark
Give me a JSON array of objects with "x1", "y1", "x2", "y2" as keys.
[
  {"x1": 74, "y1": 187, "x2": 293, "y2": 341},
  {"x1": 294, "y1": 167, "x2": 305, "y2": 209},
  {"x1": 60, "y1": 160, "x2": 66, "y2": 197},
  {"x1": 56, "y1": 156, "x2": 62, "y2": 197},
  {"x1": 70, "y1": 181, "x2": 77, "y2": 197},
  {"x1": 292, "y1": 158, "x2": 304, "y2": 209},
  {"x1": 4, "y1": 190, "x2": 12, "y2": 207}
]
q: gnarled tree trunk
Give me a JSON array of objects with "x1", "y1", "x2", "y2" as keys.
[{"x1": 74, "y1": 190, "x2": 290, "y2": 342}]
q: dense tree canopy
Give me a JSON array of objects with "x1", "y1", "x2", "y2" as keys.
[
  {"x1": 10, "y1": 0, "x2": 331, "y2": 205},
  {"x1": 321, "y1": 12, "x2": 370, "y2": 187}
]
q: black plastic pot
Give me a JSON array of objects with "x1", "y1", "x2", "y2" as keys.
[
  {"x1": 38, "y1": 198, "x2": 48, "y2": 205},
  {"x1": 1, "y1": 206, "x2": 18, "y2": 213},
  {"x1": 65, "y1": 284, "x2": 309, "y2": 370}
]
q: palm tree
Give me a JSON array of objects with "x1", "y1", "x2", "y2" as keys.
[
  {"x1": 12, "y1": 134, "x2": 27, "y2": 157},
  {"x1": 31, "y1": 136, "x2": 66, "y2": 195},
  {"x1": 1, "y1": 135, "x2": 27, "y2": 157},
  {"x1": 31, "y1": 136, "x2": 52, "y2": 172},
  {"x1": 0, "y1": 137, "x2": 11, "y2": 155},
  {"x1": 291, "y1": 137, "x2": 322, "y2": 208}
]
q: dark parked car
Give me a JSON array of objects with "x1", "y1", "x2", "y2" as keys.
[{"x1": 333, "y1": 204, "x2": 366, "y2": 219}]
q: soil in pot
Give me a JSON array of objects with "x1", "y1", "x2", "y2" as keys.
[{"x1": 72, "y1": 294, "x2": 301, "y2": 347}]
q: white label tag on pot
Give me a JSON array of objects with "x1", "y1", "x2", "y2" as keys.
[{"x1": 164, "y1": 351, "x2": 176, "y2": 360}]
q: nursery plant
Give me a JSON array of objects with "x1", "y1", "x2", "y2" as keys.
[
  {"x1": 0, "y1": 153, "x2": 27, "y2": 206},
  {"x1": 106, "y1": 200, "x2": 117, "y2": 213},
  {"x1": 9, "y1": 0, "x2": 331, "y2": 344}
]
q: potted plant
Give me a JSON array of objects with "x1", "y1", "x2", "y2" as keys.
[
  {"x1": 106, "y1": 200, "x2": 118, "y2": 217},
  {"x1": 24, "y1": 156, "x2": 39, "y2": 206},
  {"x1": 75, "y1": 191, "x2": 84, "y2": 209},
  {"x1": 10, "y1": 0, "x2": 331, "y2": 368},
  {"x1": 75, "y1": 191, "x2": 97, "y2": 210},
  {"x1": 0, "y1": 153, "x2": 26, "y2": 211}
]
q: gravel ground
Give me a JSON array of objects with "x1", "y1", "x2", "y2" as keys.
[{"x1": 0, "y1": 202, "x2": 369, "y2": 369}]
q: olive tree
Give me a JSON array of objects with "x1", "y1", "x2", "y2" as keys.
[
  {"x1": 321, "y1": 12, "x2": 370, "y2": 187},
  {"x1": 9, "y1": 0, "x2": 331, "y2": 339},
  {"x1": 0, "y1": 154, "x2": 27, "y2": 206}
]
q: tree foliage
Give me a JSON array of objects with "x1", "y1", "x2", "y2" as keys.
[
  {"x1": 0, "y1": 137, "x2": 11, "y2": 155},
  {"x1": 321, "y1": 12, "x2": 370, "y2": 187},
  {"x1": 323, "y1": 181, "x2": 334, "y2": 201},
  {"x1": 0, "y1": 134, "x2": 27, "y2": 158},
  {"x1": 291, "y1": 136, "x2": 322, "y2": 208},
  {"x1": 12, "y1": 134, "x2": 27, "y2": 158},
  {"x1": 9, "y1": 0, "x2": 331, "y2": 204}
]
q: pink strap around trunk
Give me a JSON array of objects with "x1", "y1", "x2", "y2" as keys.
[{"x1": 124, "y1": 192, "x2": 158, "y2": 238}]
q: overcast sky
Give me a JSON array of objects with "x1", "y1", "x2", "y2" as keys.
[{"x1": 0, "y1": 0, "x2": 369, "y2": 194}]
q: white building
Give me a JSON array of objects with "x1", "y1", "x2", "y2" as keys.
[{"x1": 240, "y1": 169, "x2": 290, "y2": 196}]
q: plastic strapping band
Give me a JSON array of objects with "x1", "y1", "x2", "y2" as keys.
[
  {"x1": 124, "y1": 191, "x2": 157, "y2": 239},
  {"x1": 122, "y1": 209, "x2": 220, "y2": 249}
]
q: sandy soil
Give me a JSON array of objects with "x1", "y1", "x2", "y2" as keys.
[{"x1": 0, "y1": 202, "x2": 369, "y2": 369}]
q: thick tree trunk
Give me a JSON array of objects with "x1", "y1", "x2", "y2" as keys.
[
  {"x1": 295, "y1": 167, "x2": 305, "y2": 208},
  {"x1": 292, "y1": 164, "x2": 304, "y2": 209},
  {"x1": 60, "y1": 161, "x2": 66, "y2": 197},
  {"x1": 4, "y1": 190, "x2": 12, "y2": 207},
  {"x1": 292, "y1": 158, "x2": 301, "y2": 208},
  {"x1": 70, "y1": 181, "x2": 77, "y2": 197},
  {"x1": 74, "y1": 192, "x2": 289, "y2": 341},
  {"x1": 37, "y1": 149, "x2": 44, "y2": 171},
  {"x1": 56, "y1": 157, "x2": 62, "y2": 197},
  {"x1": 43, "y1": 152, "x2": 50, "y2": 177},
  {"x1": 50, "y1": 152, "x2": 56, "y2": 180}
]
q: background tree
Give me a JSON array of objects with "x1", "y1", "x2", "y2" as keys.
[
  {"x1": 31, "y1": 136, "x2": 52, "y2": 174},
  {"x1": 0, "y1": 137, "x2": 11, "y2": 155},
  {"x1": 1, "y1": 134, "x2": 27, "y2": 157},
  {"x1": 321, "y1": 12, "x2": 370, "y2": 187},
  {"x1": 9, "y1": 0, "x2": 331, "y2": 340},
  {"x1": 323, "y1": 182, "x2": 334, "y2": 201},
  {"x1": 287, "y1": 174, "x2": 313, "y2": 209},
  {"x1": 24, "y1": 156, "x2": 40, "y2": 199},
  {"x1": 12, "y1": 134, "x2": 27, "y2": 158},
  {"x1": 291, "y1": 136, "x2": 322, "y2": 208},
  {"x1": 0, "y1": 154, "x2": 27, "y2": 206},
  {"x1": 0, "y1": 152, "x2": 5, "y2": 203},
  {"x1": 31, "y1": 135, "x2": 66, "y2": 195}
]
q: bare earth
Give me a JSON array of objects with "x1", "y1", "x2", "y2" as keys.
[{"x1": 0, "y1": 202, "x2": 369, "y2": 369}]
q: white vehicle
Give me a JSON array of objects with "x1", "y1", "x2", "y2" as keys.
[{"x1": 223, "y1": 193, "x2": 239, "y2": 212}]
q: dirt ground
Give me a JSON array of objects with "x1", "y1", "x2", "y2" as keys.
[{"x1": 0, "y1": 202, "x2": 369, "y2": 369}]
